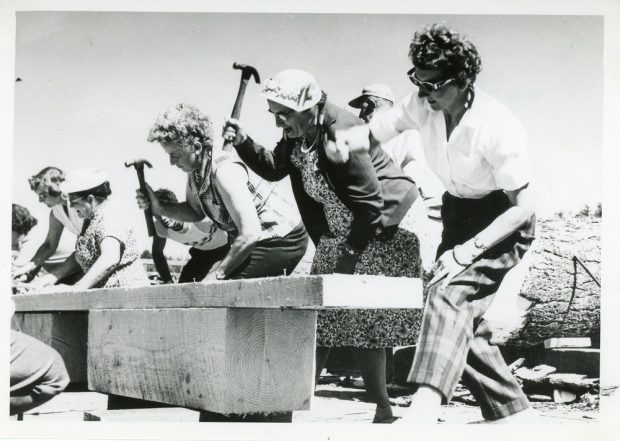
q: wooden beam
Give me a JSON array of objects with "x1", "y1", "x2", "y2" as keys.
[
  {"x1": 87, "y1": 308, "x2": 317, "y2": 414},
  {"x1": 13, "y1": 275, "x2": 422, "y2": 312},
  {"x1": 12, "y1": 312, "x2": 88, "y2": 383}
]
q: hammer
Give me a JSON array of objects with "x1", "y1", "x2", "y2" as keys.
[
  {"x1": 223, "y1": 62, "x2": 260, "y2": 151},
  {"x1": 125, "y1": 159, "x2": 156, "y2": 237}
]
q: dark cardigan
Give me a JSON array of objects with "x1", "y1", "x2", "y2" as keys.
[{"x1": 234, "y1": 101, "x2": 418, "y2": 250}]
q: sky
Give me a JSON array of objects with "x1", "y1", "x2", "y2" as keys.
[
  {"x1": 8, "y1": 12, "x2": 604, "y2": 255},
  {"x1": 1, "y1": 1, "x2": 620, "y2": 440}
]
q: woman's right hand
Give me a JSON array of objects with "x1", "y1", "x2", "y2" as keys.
[
  {"x1": 12, "y1": 261, "x2": 36, "y2": 279},
  {"x1": 29, "y1": 273, "x2": 59, "y2": 290},
  {"x1": 135, "y1": 183, "x2": 162, "y2": 216},
  {"x1": 222, "y1": 117, "x2": 247, "y2": 146},
  {"x1": 331, "y1": 125, "x2": 371, "y2": 164}
]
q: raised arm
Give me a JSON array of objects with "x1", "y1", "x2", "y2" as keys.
[{"x1": 223, "y1": 118, "x2": 291, "y2": 181}]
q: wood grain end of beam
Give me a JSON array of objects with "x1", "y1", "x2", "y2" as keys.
[{"x1": 319, "y1": 275, "x2": 423, "y2": 308}]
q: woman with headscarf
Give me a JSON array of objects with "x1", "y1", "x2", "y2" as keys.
[
  {"x1": 136, "y1": 103, "x2": 307, "y2": 281},
  {"x1": 335, "y1": 23, "x2": 537, "y2": 423},
  {"x1": 223, "y1": 69, "x2": 422, "y2": 423}
]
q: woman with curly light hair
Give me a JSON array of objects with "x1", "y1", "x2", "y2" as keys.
[
  {"x1": 136, "y1": 103, "x2": 307, "y2": 281},
  {"x1": 335, "y1": 23, "x2": 536, "y2": 423},
  {"x1": 12, "y1": 167, "x2": 83, "y2": 283}
]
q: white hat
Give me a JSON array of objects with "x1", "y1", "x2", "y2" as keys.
[
  {"x1": 260, "y1": 69, "x2": 322, "y2": 112},
  {"x1": 61, "y1": 168, "x2": 110, "y2": 194},
  {"x1": 348, "y1": 83, "x2": 395, "y2": 108}
]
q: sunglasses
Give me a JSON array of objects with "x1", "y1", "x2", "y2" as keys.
[
  {"x1": 407, "y1": 67, "x2": 456, "y2": 92},
  {"x1": 68, "y1": 195, "x2": 87, "y2": 206}
]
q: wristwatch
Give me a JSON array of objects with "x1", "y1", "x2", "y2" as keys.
[
  {"x1": 473, "y1": 237, "x2": 487, "y2": 252},
  {"x1": 342, "y1": 242, "x2": 359, "y2": 256}
]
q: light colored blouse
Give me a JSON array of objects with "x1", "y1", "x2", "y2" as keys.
[
  {"x1": 51, "y1": 202, "x2": 83, "y2": 235},
  {"x1": 369, "y1": 87, "x2": 531, "y2": 199}
]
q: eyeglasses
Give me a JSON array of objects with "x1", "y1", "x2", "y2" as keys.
[
  {"x1": 361, "y1": 99, "x2": 377, "y2": 113},
  {"x1": 407, "y1": 67, "x2": 455, "y2": 92},
  {"x1": 268, "y1": 108, "x2": 295, "y2": 121}
]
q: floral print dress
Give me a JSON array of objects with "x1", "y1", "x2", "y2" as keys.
[
  {"x1": 290, "y1": 143, "x2": 424, "y2": 348},
  {"x1": 75, "y1": 200, "x2": 149, "y2": 289}
]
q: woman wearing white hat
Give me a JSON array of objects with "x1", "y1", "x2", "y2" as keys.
[
  {"x1": 35, "y1": 168, "x2": 149, "y2": 291},
  {"x1": 223, "y1": 69, "x2": 423, "y2": 423}
]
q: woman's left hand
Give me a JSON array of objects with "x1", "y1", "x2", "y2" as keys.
[
  {"x1": 428, "y1": 249, "x2": 468, "y2": 289},
  {"x1": 203, "y1": 270, "x2": 220, "y2": 281},
  {"x1": 325, "y1": 137, "x2": 350, "y2": 164}
]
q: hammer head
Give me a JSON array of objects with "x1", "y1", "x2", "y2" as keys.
[
  {"x1": 233, "y1": 62, "x2": 260, "y2": 84},
  {"x1": 124, "y1": 159, "x2": 153, "y2": 170}
]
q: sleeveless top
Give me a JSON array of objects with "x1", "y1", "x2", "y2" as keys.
[
  {"x1": 51, "y1": 202, "x2": 83, "y2": 236},
  {"x1": 186, "y1": 150, "x2": 300, "y2": 242}
]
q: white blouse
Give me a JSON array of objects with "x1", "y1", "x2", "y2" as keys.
[
  {"x1": 51, "y1": 202, "x2": 83, "y2": 235},
  {"x1": 369, "y1": 87, "x2": 532, "y2": 199}
]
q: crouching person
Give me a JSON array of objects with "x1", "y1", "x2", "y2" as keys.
[
  {"x1": 10, "y1": 203, "x2": 69, "y2": 415},
  {"x1": 34, "y1": 168, "x2": 149, "y2": 291}
]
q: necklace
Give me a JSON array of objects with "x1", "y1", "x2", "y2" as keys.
[{"x1": 300, "y1": 127, "x2": 321, "y2": 154}]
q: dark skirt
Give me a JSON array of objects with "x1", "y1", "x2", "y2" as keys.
[
  {"x1": 438, "y1": 190, "x2": 535, "y2": 258},
  {"x1": 228, "y1": 223, "x2": 309, "y2": 279}
]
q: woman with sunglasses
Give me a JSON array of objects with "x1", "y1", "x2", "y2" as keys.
[
  {"x1": 36, "y1": 168, "x2": 149, "y2": 291},
  {"x1": 223, "y1": 69, "x2": 423, "y2": 423},
  {"x1": 335, "y1": 24, "x2": 536, "y2": 423}
]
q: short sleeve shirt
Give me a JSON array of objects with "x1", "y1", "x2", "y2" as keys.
[
  {"x1": 154, "y1": 218, "x2": 228, "y2": 251},
  {"x1": 369, "y1": 87, "x2": 531, "y2": 199}
]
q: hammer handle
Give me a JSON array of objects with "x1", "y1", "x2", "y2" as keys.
[
  {"x1": 223, "y1": 79, "x2": 250, "y2": 152},
  {"x1": 231, "y1": 79, "x2": 249, "y2": 120},
  {"x1": 136, "y1": 169, "x2": 156, "y2": 237}
]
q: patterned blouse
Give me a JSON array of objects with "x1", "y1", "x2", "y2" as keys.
[
  {"x1": 290, "y1": 141, "x2": 424, "y2": 348},
  {"x1": 74, "y1": 200, "x2": 148, "y2": 289}
]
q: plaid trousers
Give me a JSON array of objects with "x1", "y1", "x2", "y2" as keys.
[{"x1": 407, "y1": 191, "x2": 535, "y2": 420}]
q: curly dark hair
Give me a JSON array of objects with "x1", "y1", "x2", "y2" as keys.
[
  {"x1": 154, "y1": 188, "x2": 179, "y2": 204},
  {"x1": 409, "y1": 23, "x2": 482, "y2": 86},
  {"x1": 28, "y1": 166, "x2": 65, "y2": 197},
  {"x1": 147, "y1": 103, "x2": 214, "y2": 153},
  {"x1": 12, "y1": 203, "x2": 38, "y2": 236}
]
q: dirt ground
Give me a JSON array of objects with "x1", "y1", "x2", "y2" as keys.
[
  {"x1": 292, "y1": 381, "x2": 599, "y2": 424},
  {"x1": 14, "y1": 381, "x2": 599, "y2": 424}
]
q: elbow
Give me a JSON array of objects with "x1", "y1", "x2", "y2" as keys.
[
  {"x1": 236, "y1": 228, "x2": 261, "y2": 249},
  {"x1": 100, "y1": 251, "x2": 122, "y2": 272},
  {"x1": 512, "y1": 205, "x2": 535, "y2": 229}
]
